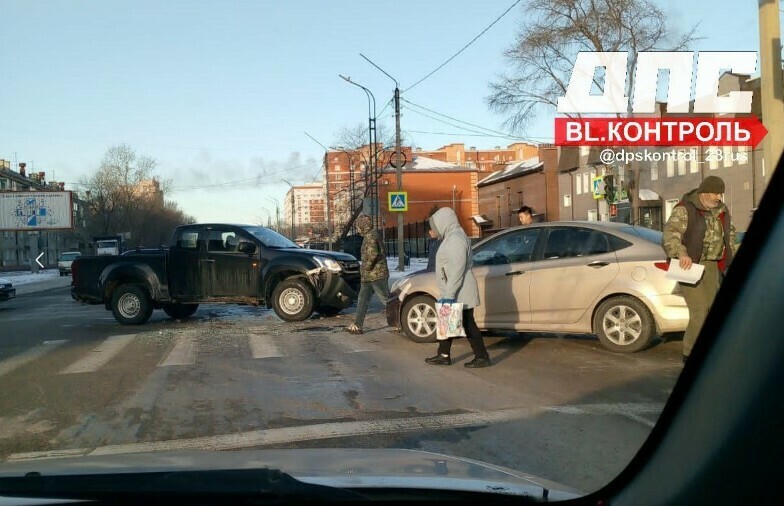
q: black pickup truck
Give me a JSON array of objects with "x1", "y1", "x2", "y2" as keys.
[{"x1": 71, "y1": 224, "x2": 360, "y2": 325}]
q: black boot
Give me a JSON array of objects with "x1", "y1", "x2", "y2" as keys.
[
  {"x1": 425, "y1": 354, "x2": 451, "y2": 366},
  {"x1": 464, "y1": 357, "x2": 492, "y2": 368}
]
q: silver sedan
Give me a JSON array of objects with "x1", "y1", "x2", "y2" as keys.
[{"x1": 386, "y1": 221, "x2": 688, "y2": 353}]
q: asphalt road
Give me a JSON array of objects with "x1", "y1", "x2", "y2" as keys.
[{"x1": 0, "y1": 286, "x2": 684, "y2": 493}]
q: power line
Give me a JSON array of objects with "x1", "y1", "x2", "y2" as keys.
[
  {"x1": 407, "y1": 129, "x2": 553, "y2": 141},
  {"x1": 171, "y1": 163, "x2": 314, "y2": 191},
  {"x1": 403, "y1": 104, "x2": 540, "y2": 143},
  {"x1": 404, "y1": 0, "x2": 522, "y2": 92},
  {"x1": 401, "y1": 98, "x2": 539, "y2": 141}
]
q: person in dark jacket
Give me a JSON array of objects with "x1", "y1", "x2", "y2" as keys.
[
  {"x1": 347, "y1": 215, "x2": 389, "y2": 334},
  {"x1": 425, "y1": 207, "x2": 491, "y2": 368},
  {"x1": 662, "y1": 176, "x2": 737, "y2": 363}
]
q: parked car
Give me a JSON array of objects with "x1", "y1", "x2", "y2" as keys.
[
  {"x1": 387, "y1": 221, "x2": 688, "y2": 353},
  {"x1": 57, "y1": 251, "x2": 81, "y2": 276},
  {"x1": 0, "y1": 277, "x2": 16, "y2": 302},
  {"x1": 71, "y1": 224, "x2": 360, "y2": 325}
]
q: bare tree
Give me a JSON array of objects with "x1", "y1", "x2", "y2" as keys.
[
  {"x1": 330, "y1": 123, "x2": 395, "y2": 246},
  {"x1": 487, "y1": 0, "x2": 698, "y2": 223},
  {"x1": 81, "y1": 144, "x2": 188, "y2": 247}
]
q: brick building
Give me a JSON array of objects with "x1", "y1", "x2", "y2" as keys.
[
  {"x1": 415, "y1": 142, "x2": 539, "y2": 173},
  {"x1": 377, "y1": 155, "x2": 480, "y2": 238},
  {"x1": 476, "y1": 145, "x2": 560, "y2": 234},
  {"x1": 283, "y1": 182, "x2": 326, "y2": 230}
]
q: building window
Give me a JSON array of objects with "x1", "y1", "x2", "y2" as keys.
[
  {"x1": 690, "y1": 147, "x2": 699, "y2": 173},
  {"x1": 667, "y1": 156, "x2": 675, "y2": 177},
  {"x1": 709, "y1": 148, "x2": 719, "y2": 170},
  {"x1": 564, "y1": 194, "x2": 572, "y2": 207},
  {"x1": 651, "y1": 160, "x2": 659, "y2": 181},
  {"x1": 677, "y1": 150, "x2": 687, "y2": 176},
  {"x1": 589, "y1": 169, "x2": 596, "y2": 182},
  {"x1": 579, "y1": 146, "x2": 590, "y2": 158},
  {"x1": 723, "y1": 146, "x2": 733, "y2": 168},
  {"x1": 582, "y1": 172, "x2": 589, "y2": 194},
  {"x1": 576, "y1": 174, "x2": 583, "y2": 195},
  {"x1": 587, "y1": 210, "x2": 598, "y2": 221},
  {"x1": 334, "y1": 164, "x2": 341, "y2": 171}
]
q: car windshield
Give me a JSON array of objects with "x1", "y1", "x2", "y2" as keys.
[
  {"x1": 0, "y1": 1, "x2": 779, "y2": 502},
  {"x1": 242, "y1": 226, "x2": 299, "y2": 249}
]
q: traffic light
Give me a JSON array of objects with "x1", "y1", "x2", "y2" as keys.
[{"x1": 603, "y1": 174, "x2": 615, "y2": 203}]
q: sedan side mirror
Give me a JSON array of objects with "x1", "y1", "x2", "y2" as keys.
[{"x1": 238, "y1": 242, "x2": 257, "y2": 255}]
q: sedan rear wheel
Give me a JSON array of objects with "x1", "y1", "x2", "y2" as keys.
[
  {"x1": 594, "y1": 296, "x2": 654, "y2": 353},
  {"x1": 402, "y1": 295, "x2": 438, "y2": 343}
]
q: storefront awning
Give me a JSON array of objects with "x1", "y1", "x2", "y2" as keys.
[{"x1": 639, "y1": 189, "x2": 661, "y2": 201}]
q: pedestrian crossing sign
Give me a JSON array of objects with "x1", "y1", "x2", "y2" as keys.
[{"x1": 388, "y1": 191, "x2": 408, "y2": 212}]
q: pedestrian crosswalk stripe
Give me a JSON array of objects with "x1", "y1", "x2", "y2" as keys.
[
  {"x1": 249, "y1": 335, "x2": 284, "y2": 359},
  {"x1": 158, "y1": 335, "x2": 197, "y2": 367},
  {"x1": 328, "y1": 334, "x2": 374, "y2": 353},
  {"x1": 0, "y1": 340, "x2": 68, "y2": 378},
  {"x1": 59, "y1": 335, "x2": 135, "y2": 374}
]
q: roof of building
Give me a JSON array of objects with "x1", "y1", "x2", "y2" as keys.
[
  {"x1": 381, "y1": 154, "x2": 475, "y2": 172},
  {"x1": 476, "y1": 157, "x2": 543, "y2": 187}
]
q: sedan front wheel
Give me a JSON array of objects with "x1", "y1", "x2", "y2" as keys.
[{"x1": 402, "y1": 295, "x2": 438, "y2": 344}]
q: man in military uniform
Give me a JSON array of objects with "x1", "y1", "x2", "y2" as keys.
[
  {"x1": 347, "y1": 215, "x2": 389, "y2": 334},
  {"x1": 662, "y1": 176, "x2": 737, "y2": 363}
]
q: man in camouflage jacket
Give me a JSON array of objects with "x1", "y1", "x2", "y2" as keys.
[
  {"x1": 662, "y1": 176, "x2": 737, "y2": 362},
  {"x1": 347, "y1": 215, "x2": 389, "y2": 334}
]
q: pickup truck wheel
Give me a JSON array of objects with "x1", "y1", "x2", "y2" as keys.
[
  {"x1": 272, "y1": 278, "x2": 315, "y2": 322},
  {"x1": 111, "y1": 284, "x2": 153, "y2": 325},
  {"x1": 163, "y1": 303, "x2": 199, "y2": 320}
]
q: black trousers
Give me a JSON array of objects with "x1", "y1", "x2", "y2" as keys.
[{"x1": 436, "y1": 308, "x2": 489, "y2": 359}]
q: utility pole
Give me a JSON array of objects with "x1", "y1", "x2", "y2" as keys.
[
  {"x1": 282, "y1": 178, "x2": 297, "y2": 240},
  {"x1": 361, "y1": 53, "x2": 405, "y2": 272},
  {"x1": 758, "y1": 0, "x2": 784, "y2": 177}
]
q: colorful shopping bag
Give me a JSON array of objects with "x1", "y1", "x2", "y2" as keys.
[{"x1": 435, "y1": 302, "x2": 466, "y2": 340}]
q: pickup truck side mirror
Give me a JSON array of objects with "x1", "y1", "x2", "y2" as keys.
[{"x1": 238, "y1": 242, "x2": 257, "y2": 255}]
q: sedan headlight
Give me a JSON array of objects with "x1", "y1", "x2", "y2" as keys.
[{"x1": 314, "y1": 256, "x2": 342, "y2": 273}]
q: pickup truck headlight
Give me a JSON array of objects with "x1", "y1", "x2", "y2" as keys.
[{"x1": 314, "y1": 256, "x2": 342, "y2": 273}]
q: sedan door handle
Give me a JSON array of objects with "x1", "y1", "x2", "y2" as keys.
[
  {"x1": 505, "y1": 270, "x2": 525, "y2": 276},
  {"x1": 587, "y1": 261, "x2": 609, "y2": 268}
]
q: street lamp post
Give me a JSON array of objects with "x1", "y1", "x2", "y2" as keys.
[
  {"x1": 265, "y1": 196, "x2": 280, "y2": 233},
  {"x1": 360, "y1": 53, "x2": 405, "y2": 272},
  {"x1": 281, "y1": 178, "x2": 296, "y2": 240},
  {"x1": 304, "y1": 132, "x2": 333, "y2": 250},
  {"x1": 339, "y1": 75, "x2": 379, "y2": 231}
]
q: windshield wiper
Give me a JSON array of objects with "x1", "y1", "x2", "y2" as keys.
[{"x1": 0, "y1": 468, "x2": 367, "y2": 501}]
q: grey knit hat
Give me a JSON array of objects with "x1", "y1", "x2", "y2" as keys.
[{"x1": 698, "y1": 176, "x2": 725, "y2": 194}]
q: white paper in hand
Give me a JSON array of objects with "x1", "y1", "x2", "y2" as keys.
[{"x1": 665, "y1": 262, "x2": 705, "y2": 285}]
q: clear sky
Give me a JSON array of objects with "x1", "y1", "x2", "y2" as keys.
[{"x1": 0, "y1": 0, "x2": 776, "y2": 223}]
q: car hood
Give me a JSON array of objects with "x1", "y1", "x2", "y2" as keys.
[
  {"x1": 275, "y1": 248, "x2": 357, "y2": 262},
  {"x1": 0, "y1": 449, "x2": 580, "y2": 499},
  {"x1": 0, "y1": 278, "x2": 12, "y2": 285}
]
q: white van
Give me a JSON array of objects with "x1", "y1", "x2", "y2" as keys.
[{"x1": 58, "y1": 251, "x2": 81, "y2": 276}]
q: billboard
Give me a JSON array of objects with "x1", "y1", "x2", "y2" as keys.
[{"x1": 0, "y1": 192, "x2": 74, "y2": 231}]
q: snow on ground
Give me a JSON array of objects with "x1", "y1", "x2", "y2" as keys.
[
  {"x1": 0, "y1": 269, "x2": 60, "y2": 286},
  {"x1": 387, "y1": 257, "x2": 429, "y2": 285}
]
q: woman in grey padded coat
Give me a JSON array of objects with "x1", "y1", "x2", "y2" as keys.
[{"x1": 425, "y1": 207, "x2": 492, "y2": 368}]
